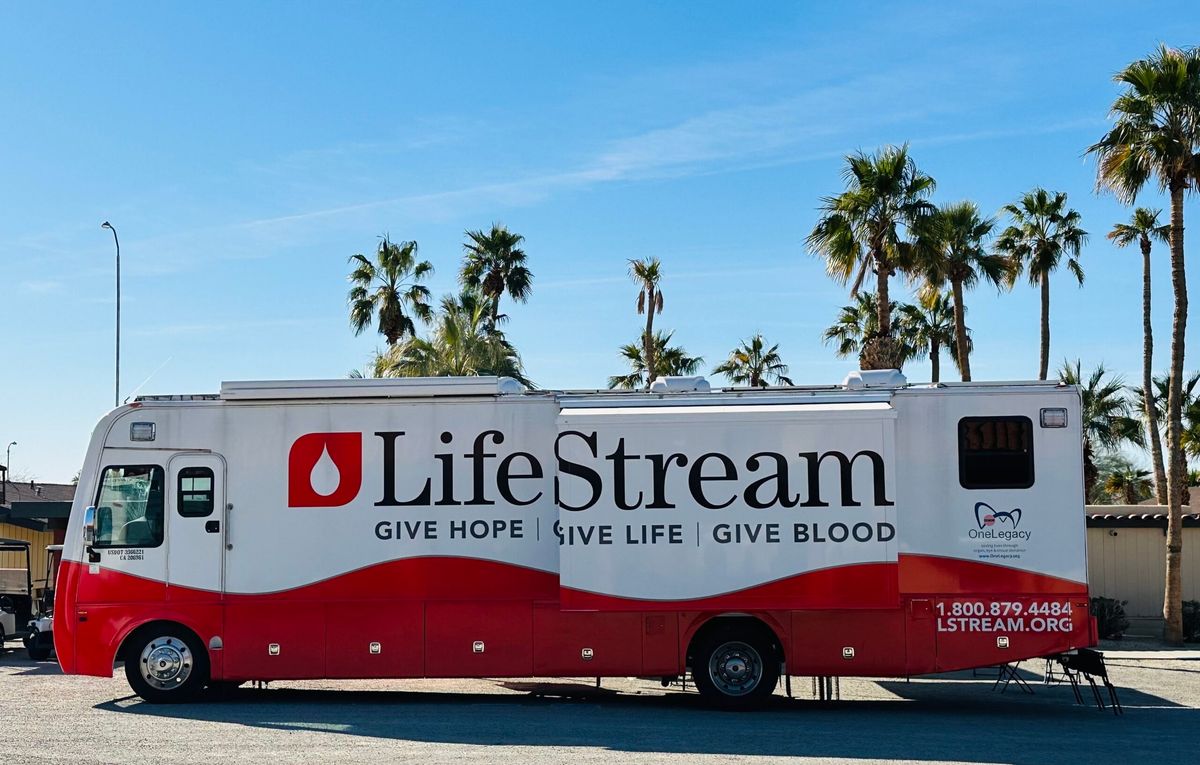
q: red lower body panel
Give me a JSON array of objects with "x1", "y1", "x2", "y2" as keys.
[{"x1": 54, "y1": 554, "x2": 1092, "y2": 682}]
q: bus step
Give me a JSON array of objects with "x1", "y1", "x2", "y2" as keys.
[{"x1": 1049, "y1": 648, "x2": 1122, "y2": 715}]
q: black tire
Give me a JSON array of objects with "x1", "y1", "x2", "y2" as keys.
[
  {"x1": 692, "y1": 627, "x2": 779, "y2": 709},
  {"x1": 26, "y1": 631, "x2": 52, "y2": 661},
  {"x1": 124, "y1": 626, "x2": 209, "y2": 703}
]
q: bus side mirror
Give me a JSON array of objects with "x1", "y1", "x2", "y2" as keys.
[{"x1": 83, "y1": 506, "x2": 96, "y2": 545}]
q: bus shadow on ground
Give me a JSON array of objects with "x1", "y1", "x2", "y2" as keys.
[
  {"x1": 0, "y1": 654, "x2": 61, "y2": 675},
  {"x1": 96, "y1": 676, "x2": 1198, "y2": 763}
]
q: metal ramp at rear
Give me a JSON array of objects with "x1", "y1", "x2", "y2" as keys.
[{"x1": 1049, "y1": 648, "x2": 1122, "y2": 715}]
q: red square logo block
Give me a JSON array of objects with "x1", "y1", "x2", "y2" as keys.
[{"x1": 288, "y1": 432, "x2": 363, "y2": 507}]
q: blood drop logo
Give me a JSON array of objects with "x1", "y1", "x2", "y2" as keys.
[{"x1": 288, "y1": 432, "x2": 363, "y2": 507}]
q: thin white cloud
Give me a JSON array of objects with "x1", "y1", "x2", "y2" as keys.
[
  {"x1": 232, "y1": 100, "x2": 1097, "y2": 236},
  {"x1": 128, "y1": 318, "x2": 323, "y2": 338},
  {"x1": 19, "y1": 279, "x2": 63, "y2": 293}
]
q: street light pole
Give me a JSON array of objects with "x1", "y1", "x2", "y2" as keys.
[
  {"x1": 3, "y1": 442, "x2": 12, "y2": 504},
  {"x1": 101, "y1": 222, "x2": 120, "y2": 407}
]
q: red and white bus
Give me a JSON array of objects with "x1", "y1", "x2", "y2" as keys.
[{"x1": 54, "y1": 371, "x2": 1096, "y2": 706}]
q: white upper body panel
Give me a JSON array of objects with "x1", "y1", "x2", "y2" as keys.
[{"x1": 62, "y1": 378, "x2": 1085, "y2": 598}]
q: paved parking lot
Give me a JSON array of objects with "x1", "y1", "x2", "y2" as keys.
[{"x1": 2, "y1": 642, "x2": 1198, "y2": 764}]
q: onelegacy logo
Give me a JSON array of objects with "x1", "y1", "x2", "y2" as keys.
[
  {"x1": 970, "y1": 501, "x2": 1031, "y2": 540},
  {"x1": 288, "y1": 432, "x2": 363, "y2": 507},
  {"x1": 975, "y1": 501, "x2": 1021, "y2": 529}
]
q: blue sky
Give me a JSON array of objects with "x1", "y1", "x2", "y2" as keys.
[{"x1": 1, "y1": 1, "x2": 1196, "y2": 481}]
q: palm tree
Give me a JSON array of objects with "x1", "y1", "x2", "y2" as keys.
[
  {"x1": 1109, "y1": 208, "x2": 1171, "y2": 503},
  {"x1": 823, "y1": 292, "x2": 921, "y2": 367},
  {"x1": 348, "y1": 237, "x2": 434, "y2": 346},
  {"x1": 1088, "y1": 44, "x2": 1200, "y2": 645},
  {"x1": 917, "y1": 201, "x2": 1008, "y2": 381},
  {"x1": 608, "y1": 330, "x2": 703, "y2": 390},
  {"x1": 995, "y1": 189, "x2": 1087, "y2": 381},
  {"x1": 1134, "y1": 372, "x2": 1200, "y2": 491},
  {"x1": 824, "y1": 292, "x2": 892, "y2": 359},
  {"x1": 895, "y1": 292, "x2": 966, "y2": 384},
  {"x1": 628, "y1": 257, "x2": 665, "y2": 389},
  {"x1": 348, "y1": 357, "x2": 379, "y2": 379},
  {"x1": 380, "y1": 291, "x2": 532, "y2": 387},
  {"x1": 713, "y1": 334, "x2": 794, "y2": 387},
  {"x1": 1104, "y1": 465, "x2": 1153, "y2": 505},
  {"x1": 806, "y1": 144, "x2": 936, "y2": 370},
  {"x1": 460, "y1": 224, "x2": 533, "y2": 330},
  {"x1": 1060, "y1": 360, "x2": 1145, "y2": 503}
]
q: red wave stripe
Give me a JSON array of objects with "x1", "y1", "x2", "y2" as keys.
[
  {"x1": 898, "y1": 553, "x2": 1088, "y2": 596},
  {"x1": 560, "y1": 562, "x2": 900, "y2": 611},
  {"x1": 62, "y1": 553, "x2": 1085, "y2": 606},
  {"x1": 60, "y1": 553, "x2": 1085, "y2": 613},
  {"x1": 223, "y1": 556, "x2": 561, "y2": 603}
]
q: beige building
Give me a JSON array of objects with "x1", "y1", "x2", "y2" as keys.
[
  {"x1": 0, "y1": 479, "x2": 74, "y2": 592},
  {"x1": 1086, "y1": 506, "x2": 1200, "y2": 634}
]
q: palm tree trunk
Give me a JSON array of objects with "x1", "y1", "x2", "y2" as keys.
[
  {"x1": 1142, "y1": 238, "x2": 1168, "y2": 505},
  {"x1": 643, "y1": 287, "x2": 656, "y2": 390},
  {"x1": 1038, "y1": 274, "x2": 1050, "y2": 381},
  {"x1": 876, "y1": 254, "x2": 891, "y2": 336},
  {"x1": 951, "y1": 277, "x2": 970, "y2": 382},
  {"x1": 1163, "y1": 181, "x2": 1188, "y2": 645},
  {"x1": 858, "y1": 252, "x2": 903, "y2": 371},
  {"x1": 930, "y1": 339, "x2": 940, "y2": 383},
  {"x1": 1083, "y1": 443, "x2": 1096, "y2": 504}
]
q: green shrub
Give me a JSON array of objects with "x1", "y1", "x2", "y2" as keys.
[
  {"x1": 1090, "y1": 596, "x2": 1130, "y2": 639},
  {"x1": 1183, "y1": 600, "x2": 1200, "y2": 643}
]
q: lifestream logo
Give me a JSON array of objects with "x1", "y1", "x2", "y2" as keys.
[{"x1": 285, "y1": 428, "x2": 896, "y2": 512}]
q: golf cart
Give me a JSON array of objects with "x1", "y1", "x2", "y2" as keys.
[
  {"x1": 0, "y1": 538, "x2": 33, "y2": 653},
  {"x1": 23, "y1": 543, "x2": 60, "y2": 660}
]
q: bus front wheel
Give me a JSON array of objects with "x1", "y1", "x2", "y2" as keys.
[{"x1": 124, "y1": 626, "x2": 209, "y2": 703}]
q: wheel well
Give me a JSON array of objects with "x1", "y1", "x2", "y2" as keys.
[
  {"x1": 114, "y1": 620, "x2": 204, "y2": 665},
  {"x1": 686, "y1": 614, "x2": 786, "y2": 669}
]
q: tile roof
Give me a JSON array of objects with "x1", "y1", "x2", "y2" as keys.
[{"x1": 1086, "y1": 512, "x2": 1200, "y2": 526}]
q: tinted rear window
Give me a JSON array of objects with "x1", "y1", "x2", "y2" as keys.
[{"x1": 958, "y1": 416, "x2": 1034, "y2": 489}]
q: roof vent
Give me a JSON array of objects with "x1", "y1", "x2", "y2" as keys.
[
  {"x1": 496, "y1": 377, "x2": 526, "y2": 395},
  {"x1": 649, "y1": 376, "x2": 711, "y2": 393},
  {"x1": 842, "y1": 370, "x2": 908, "y2": 390}
]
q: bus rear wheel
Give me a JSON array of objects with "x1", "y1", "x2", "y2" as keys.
[
  {"x1": 692, "y1": 628, "x2": 779, "y2": 709},
  {"x1": 124, "y1": 627, "x2": 209, "y2": 703}
]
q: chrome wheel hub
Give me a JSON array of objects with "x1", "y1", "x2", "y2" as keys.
[
  {"x1": 140, "y1": 636, "x2": 193, "y2": 690},
  {"x1": 708, "y1": 640, "x2": 762, "y2": 696}
]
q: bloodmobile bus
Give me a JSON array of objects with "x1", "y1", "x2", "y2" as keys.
[{"x1": 54, "y1": 371, "x2": 1096, "y2": 706}]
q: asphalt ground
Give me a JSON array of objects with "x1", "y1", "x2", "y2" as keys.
[{"x1": 1, "y1": 641, "x2": 1197, "y2": 764}]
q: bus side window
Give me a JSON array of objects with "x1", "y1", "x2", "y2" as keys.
[
  {"x1": 178, "y1": 467, "x2": 215, "y2": 517},
  {"x1": 958, "y1": 416, "x2": 1034, "y2": 489},
  {"x1": 93, "y1": 465, "x2": 165, "y2": 548}
]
